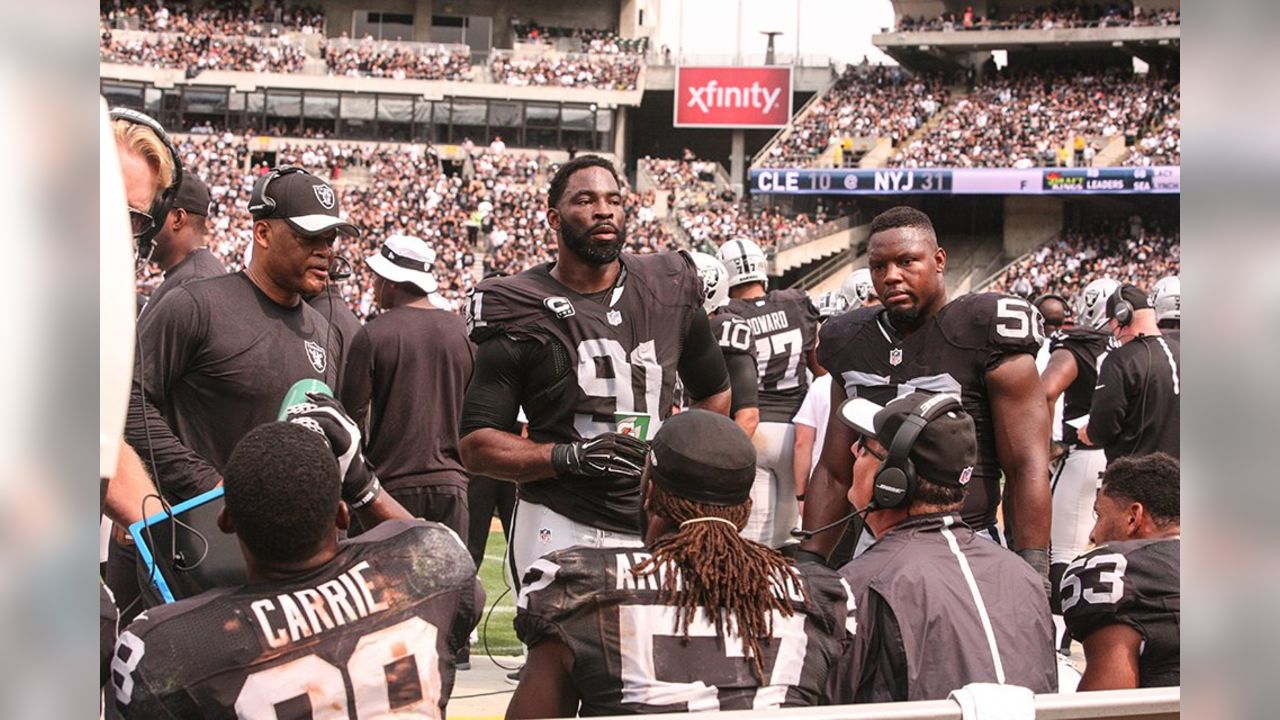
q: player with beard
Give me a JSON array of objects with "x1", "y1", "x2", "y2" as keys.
[
  {"x1": 718, "y1": 238, "x2": 822, "y2": 549},
  {"x1": 798, "y1": 207, "x2": 1052, "y2": 585},
  {"x1": 459, "y1": 155, "x2": 731, "y2": 598}
]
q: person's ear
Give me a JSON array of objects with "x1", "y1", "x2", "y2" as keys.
[
  {"x1": 169, "y1": 207, "x2": 186, "y2": 232},
  {"x1": 252, "y1": 220, "x2": 272, "y2": 255},
  {"x1": 934, "y1": 246, "x2": 947, "y2": 273},
  {"x1": 217, "y1": 507, "x2": 235, "y2": 535},
  {"x1": 1126, "y1": 501, "x2": 1144, "y2": 537},
  {"x1": 547, "y1": 206, "x2": 561, "y2": 232},
  {"x1": 336, "y1": 502, "x2": 351, "y2": 532}
]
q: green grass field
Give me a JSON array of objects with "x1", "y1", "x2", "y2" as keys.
[{"x1": 474, "y1": 529, "x2": 522, "y2": 656}]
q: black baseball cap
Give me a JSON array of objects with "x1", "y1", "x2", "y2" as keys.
[
  {"x1": 248, "y1": 167, "x2": 360, "y2": 238},
  {"x1": 171, "y1": 170, "x2": 211, "y2": 216},
  {"x1": 838, "y1": 392, "x2": 977, "y2": 488},
  {"x1": 1106, "y1": 283, "x2": 1152, "y2": 319},
  {"x1": 648, "y1": 410, "x2": 755, "y2": 506}
]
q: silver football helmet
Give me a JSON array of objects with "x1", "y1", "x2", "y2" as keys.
[
  {"x1": 717, "y1": 238, "x2": 769, "y2": 289},
  {"x1": 815, "y1": 291, "x2": 851, "y2": 319},
  {"x1": 689, "y1": 250, "x2": 730, "y2": 314},
  {"x1": 1151, "y1": 275, "x2": 1180, "y2": 324},
  {"x1": 1077, "y1": 278, "x2": 1121, "y2": 330},
  {"x1": 841, "y1": 268, "x2": 877, "y2": 309}
]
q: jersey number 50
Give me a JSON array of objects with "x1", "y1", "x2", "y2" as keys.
[{"x1": 995, "y1": 298, "x2": 1046, "y2": 344}]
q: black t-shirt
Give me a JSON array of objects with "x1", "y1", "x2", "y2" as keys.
[
  {"x1": 817, "y1": 294, "x2": 1042, "y2": 529},
  {"x1": 342, "y1": 305, "x2": 474, "y2": 488},
  {"x1": 461, "y1": 252, "x2": 706, "y2": 532},
  {"x1": 142, "y1": 247, "x2": 226, "y2": 317},
  {"x1": 516, "y1": 546, "x2": 855, "y2": 714},
  {"x1": 1048, "y1": 326, "x2": 1114, "y2": 446},
  {"x1": 1088, "y1": 334, "x2": 1181, "y2": 462},
  {"x1": 125, "y1": 272, "x2": 346, "y2": 501},
  {"x1": 1062, "y1": 538, "x2": 1180, "y2": 688},
  {"x1": 111, "y1": 520, "x2": 483, "y2": 718},
  {"x1": 307, "y1": 283, "x2": 363, "y2": 360},
  {"x1": 725, "y1": 289, "x2": 821, "y2": 422}
]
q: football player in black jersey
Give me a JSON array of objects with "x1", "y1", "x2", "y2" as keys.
[
  {"x1": 111, "y1": 415, "x2": 483, "y2": 718},
  {"x1": 718, "y1": 238, "x2": 822, "y2": 549},
  {"x1": 800, "y1": 206, "x2": 1052, "y2": 582},
  {"x1": 508, "y1": 410, "x2": 856, "y2": 717},
  {"x1": 1041, "y1": 278, "x2": 1120, "y2": 625},
  {"x1": 1061, "y1": 452, "x2": 1180, "y2": 690},
  {"x1": 459, "y1": 155, "x2": 731, "y2": 593},
  {"x1": 692, "y1": 250, "x2": 760, "y2": 437}
]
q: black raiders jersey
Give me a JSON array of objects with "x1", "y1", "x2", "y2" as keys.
[
  {"x1": 710, "y1": 309, "x2": 758, "y2": 415},
  {"x1": 466, "y1": 252, "x2": 703, "y2": 532},
  {"x1": 1048, "y1": 327, "x2": 1114, "y2": 446},
  {"x1": 816, "y1": 293, "x2": 1043, "y2": 529},
  {"x1": 516, "y1": 547, "x2": 856, "y2": 714},
  {"x1": 725, "y1": 289, "x2": 821, "y2": 422},
  {"x1": 1061, "y1": 538, "x2": 1180, "y2": 688},
  {"x1": 110, "y1": 520, "x2": 482, "y2": 718}
]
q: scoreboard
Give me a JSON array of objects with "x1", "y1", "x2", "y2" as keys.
[{"x1": 749, "y1": 166, "x2": 1180, "y2": 196}]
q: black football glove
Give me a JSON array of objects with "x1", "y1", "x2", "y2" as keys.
[
  {"x1": 1016, "y1": 547, "x2": 1053, "y2": 600},
  {"x1": 285, "y1": 393, "x2": 381, "y2": 508},
  {"x1": 551, "y1": 432, "x2": 649, "y2": 481}
]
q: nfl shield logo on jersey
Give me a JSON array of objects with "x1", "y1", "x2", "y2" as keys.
[
  {"x1": 889, "y1": 347, "x2": 903, "y2": 366},
  {"x1": 607, "y1": 309, "x2": 623, "y2": 326},
  {"x1": 304, "y1": 340, "x2": 327, "y2": 373},
  {"x1": 538, "y1": 527, "x2": 552, "y2": 544}
]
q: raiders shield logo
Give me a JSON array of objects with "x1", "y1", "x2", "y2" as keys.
[
  {"x1": 889, "y1": 347, "x2": 903, "y2": 366},
  {"x1": 304, "y1": 340, "x2": 327, "y2": 373},
  {"x1": 313, "y1": 184, "x2": 336, "y2": 210}
]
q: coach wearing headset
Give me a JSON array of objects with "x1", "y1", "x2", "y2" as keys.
[
  {"x1": 827, "y1": 392, "x2": 1057, "y2": 703},
  {"x1": 1078, "y1": 284, "x2": 1181, "y2": 462},
  {"x1": 126, "y1": 166, "x2": 359, "y2": 507}
]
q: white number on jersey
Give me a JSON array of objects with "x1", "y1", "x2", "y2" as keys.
[
  {"x1": 995, "y1": 297, "x2": 1045, "y2": 344},
  {"x1": 718, "y1": 319, "x2": 753, "y2": 353},
  {"x1": 754, "y1": 328, "x2": 804, "y2": 390},
  {"x1": 234, "y1": 616, "x2": 443, "y2": 719},
  {"x1": 617, "y1": 604, "x2": 809, "y2": 710},
  {"x1": 574, "y1": 338, "x2": 664, "y2": 437},
  {"x1": 1060, "y1": 552, "x2": 1129, "y2": 612}
]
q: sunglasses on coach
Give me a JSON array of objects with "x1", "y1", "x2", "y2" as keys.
[
  {"x1": 855, "y1": 436, "x2": 887, "y2": 462},
  {"x1": 129, "y1": 207, "x2": 155, "y2": 239}
]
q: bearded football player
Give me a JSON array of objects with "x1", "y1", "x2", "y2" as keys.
[
  {"x1": 718, "y1": 238, "x2": 822, "y2": 549},
  {"x1": 508, "y1": 410, "x2": 856, "y2": 717},
  {"x1": 459, "y1": 155, "x2": 731, "y2": 595},
  {"x1": 799, "y1": 206, "x2": 1052, "y2": 583}
]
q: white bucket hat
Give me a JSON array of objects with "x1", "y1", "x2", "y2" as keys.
[{"x1": 366, "y1": 234, "x2": 439, "y2": 296}]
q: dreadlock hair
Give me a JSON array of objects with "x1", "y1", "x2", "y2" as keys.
[{"x1": 632, "y1": 484, "x2": 811, "y2": 683}]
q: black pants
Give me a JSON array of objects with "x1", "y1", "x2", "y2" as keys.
[
  {"x1": 352, "y1": 483, "x2": 469, "y2": 541},
  {"x1": 466, "y1": 475, "x2": 516, "y2": 571}
]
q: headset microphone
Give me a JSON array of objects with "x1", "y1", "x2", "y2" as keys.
[
  {"x1": 790, "y1": 505, "x2": 875, "y2": 541},
  {"x1": 328, "y1": 255, "x2": 353, "y2": 281}
]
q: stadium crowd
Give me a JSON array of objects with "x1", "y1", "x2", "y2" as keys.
[
  {"x1": 513, "y1": 23, "x2": 649, "y2": 54},
  {"x1": 101, "y1": 0, "x2": 327, "y2": 34},
  {"x1": 887, "y1": 68, "x2": 1180, "y2": 168},
  {"x1": 757, "y1": 65, "x2": 949, "y2": 168},
  {"x1": 895, "y1": 2, "x2": 1180, "y2": 32},
  {"x1": 99, "y1": 30, "x2": 307, "y2": 73},
  {"x1": 989, "y1": 218, "x2": 1180, "y2": 307},
  {"x1": 322, "y1": 39, "x2": 472, "y2": 80},
  {"x1": 491, "y1": 52, "x2": 642, "y2": 90}
]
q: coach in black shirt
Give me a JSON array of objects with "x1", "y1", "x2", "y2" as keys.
[
  {"x1": 126, "y1": 166, "x2": 357, "y2": 503},
  {"x1": 830, "y1": 392, "x2": 1057, "y2": 702},
  {"x1": 342, "y1": 234, "x2": 474, "y2": 538},
  {"x1": 1079, "y1": 284, "x2": 1181, "y2": 462},
  {"x1": 141, "y1": 170, "x2": 225, "y2": 315}
]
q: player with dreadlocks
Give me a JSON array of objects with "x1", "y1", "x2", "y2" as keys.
[{"x1": 508, "y1": 410, "x2": 857, "y2": 717}]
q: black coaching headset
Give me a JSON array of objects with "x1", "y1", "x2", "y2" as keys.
[
  {"x1": 1108, "y1": 289, "x2": 1135, "y2": 328},
  {"x1": 108, "y1": 107, "x2": 184, "y2": 263},
  {"x1": 247, "y1": 165, "x2": 310, "y2": 218},
  {"x1": 870, "y1": 393, "x2": 965, "y2": 511}
]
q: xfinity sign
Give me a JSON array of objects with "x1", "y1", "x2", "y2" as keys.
[{"x1": 674, "y1": 66, "x2": 793, "y2": 128}]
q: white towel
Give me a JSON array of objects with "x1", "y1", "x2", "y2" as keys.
[{"x1": 949, "y1": 683, "x2": 1035, "y2": 720}]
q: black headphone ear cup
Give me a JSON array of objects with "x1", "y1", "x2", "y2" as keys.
[
  {"x1": 873, "y1": 465, "x2": 911, "y2": 509},
  {"x1": 1115, "y1": 300, "x2": 1134, "y2": 327}
]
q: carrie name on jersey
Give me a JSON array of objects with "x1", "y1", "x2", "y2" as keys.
[
  {"x1": 111, "y1": 521, "x2": 482, "y2": 719},
  {"x1": 816, "y1": 292, "x2": 1043, "y2": 529},
  {"x1": 515, "y1": 546, "x2": 857, "y2": 714}
]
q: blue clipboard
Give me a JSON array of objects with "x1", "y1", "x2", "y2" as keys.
[{"x1": 127, "y1": 486, "x2": 247, "y2": 603}]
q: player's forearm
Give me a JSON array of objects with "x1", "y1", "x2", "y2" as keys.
[
  {"x1": 1010, "y1": 460, "x2": 1052, "y2": 550},
  {"x1": 104, "y1": 440, "x2": 161, "y2": 527},
  {"x1": 124, "y1": 384, "x2": 220, "y2": 501},
  {"x1": 352, "y1": 489, "x2": 414, "y2": 527},
  {"x1": 690, "y1": 387, "x2": 731, "y2": 416},
  {"x1": 792, "y1": 428, "x2": 816, "y2": 498},
  {"x1": 799, "y1": 463, "x2": 853, "y2": 557},
  {"x1": 459, "y1": 428, "x2": 555, "y2": 483},
  {"x1": 733, "y1": 407, "x2": 759, "y2": 438}
]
